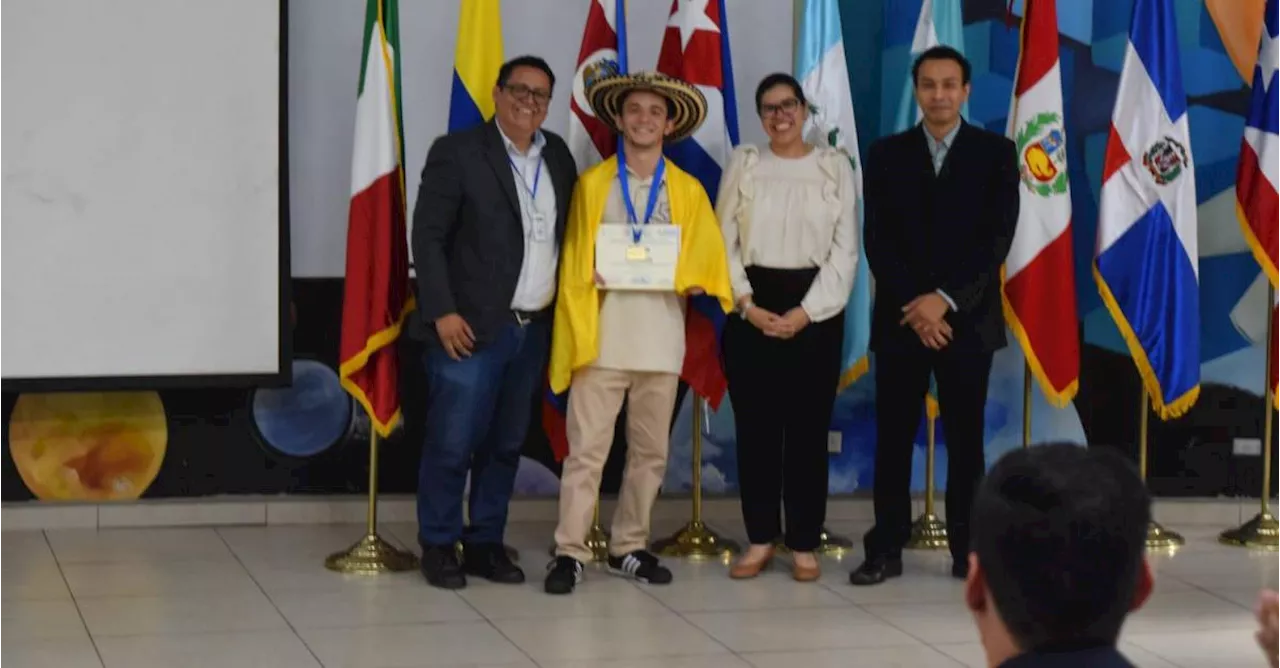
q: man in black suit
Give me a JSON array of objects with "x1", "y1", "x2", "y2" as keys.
[
  {"x1": 964, "y1": 444, "x2": 1154, "y2": 668},
  {"x1": 852, "y1": 46, "x2": 1018, "y2": 585},
  {"x1": 410, "y1": 55, "x2": 577, "y2": 590}
]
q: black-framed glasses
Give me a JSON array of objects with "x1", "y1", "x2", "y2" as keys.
[
  {"x1": 503, "y1": 83, "x2": 551, "y2": 106},
  {"x1": 760, "y1": 98, "x2": 802, "y2": 117}
]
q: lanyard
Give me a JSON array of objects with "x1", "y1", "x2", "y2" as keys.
[
  {"x1": 508, "y1": 155, "x2": 543, "y2": 201},
  {"x1": 618, "y1": 155, "x2": 665, "y2": 244}
]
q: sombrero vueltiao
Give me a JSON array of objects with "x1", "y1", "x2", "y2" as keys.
[{"x1": 584, "y1": 65, "x2": 707, "y2": 144}]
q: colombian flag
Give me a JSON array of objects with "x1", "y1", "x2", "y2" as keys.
[{"x1": 448, "y1": 1, "x2": 503, "y2": 132}]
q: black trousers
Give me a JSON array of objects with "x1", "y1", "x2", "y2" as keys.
[
  {"x1": 863, "y1": 343, "x2": 993, "y2": 564},
  {"x1": 723, "y1": 266, "x2": 843, "y2": 551}
]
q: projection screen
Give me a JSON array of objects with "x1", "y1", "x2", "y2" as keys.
[{"x1": 2, "y1": 0, "x2": 290, "y2": 390}]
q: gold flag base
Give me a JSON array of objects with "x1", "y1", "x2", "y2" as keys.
[
  {"x1": 1219, "y1": 510, "x2": 1280, "y2": 550},
  {"x1": 652, "y1": 520, "x2": 740, "y2": 561},
  {"x1": 584, "y1": 522, "x2": 611, "y2": 562},
  {"x1": 325, "y1": 533, "x2": 419, "y2": 574},
  {"x1": 773, "y1": 527, "x2": 856, "y2": 557},
  {"x1": 1144, "y1": 520, "x2": 1185, "y2": 552},
  {"x1": 905, "y1": 512, "x2": 949, "y2": 550}
]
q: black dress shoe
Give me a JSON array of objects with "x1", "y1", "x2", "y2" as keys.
[
  {"x1": 848, "y1": 557, "x2": 904, "y2": 586},
  {"x1": 462, "y1": 542, "x2": 526, "y2": 584},
  {"x1": 951, "y1": 559, "x2": 969, "y2": 580},
  {"x1": 420, "y1": 544, "x2": 467, "y2": 590}
]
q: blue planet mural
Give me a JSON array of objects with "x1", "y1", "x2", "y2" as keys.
[{"x1": 251, "y1": 359, "x2": 353, "y2": 459}]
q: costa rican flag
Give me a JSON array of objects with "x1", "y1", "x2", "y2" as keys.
[
  {"x1": 1093, "y1": 0, "x2": 1200, "y2": 420},
  {"x1": 655, "y1": 0, "x2": 739, "y2": 408},
  {"x1": 568, "y1": 0, "x2": 628, "y2": 171}
]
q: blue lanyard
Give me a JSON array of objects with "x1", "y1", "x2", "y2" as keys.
[
  {"x1": 508, "y1": 155, "x2": 543, "y2": 200},
  {"x1": 618, "y1": 156, "x2": 665, "y2": 244}
]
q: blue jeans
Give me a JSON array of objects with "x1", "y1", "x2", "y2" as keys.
[{"x1": 417, "y1": 318, "x2": 548, "y2": 547}]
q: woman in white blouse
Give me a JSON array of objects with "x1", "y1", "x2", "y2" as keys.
[{"x1": 717, "y1": 74, "x2": 859, "y2": 582}]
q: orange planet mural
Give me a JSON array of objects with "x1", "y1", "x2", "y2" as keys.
[{"x1": 8, "y1": 392, "x2": 168, "y2": 501}]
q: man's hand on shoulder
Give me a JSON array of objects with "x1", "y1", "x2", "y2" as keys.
[{"x1": 435, "y1": 313, "x2": 475, "y2": 361}]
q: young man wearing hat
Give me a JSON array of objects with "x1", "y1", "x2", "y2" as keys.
[{"x1": 543, "y1": 68, "x2": 733, "y2": 595}]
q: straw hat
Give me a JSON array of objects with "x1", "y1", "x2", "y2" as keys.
[{"x1": 584, "y1": 65, "x2": 708, "y2": 144}]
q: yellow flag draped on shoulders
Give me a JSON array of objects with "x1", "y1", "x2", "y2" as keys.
[{"x1": 548, "y1": 155, "x2": 734, "y2": 394}]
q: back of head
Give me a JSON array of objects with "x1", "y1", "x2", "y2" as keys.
[{"x1": 971, "y1": 443, "x2": 1151, "y2": 650}]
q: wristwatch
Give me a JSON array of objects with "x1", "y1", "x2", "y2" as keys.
[{"x1": 738, "y1": 300, "x2": 754, "y2": 320}]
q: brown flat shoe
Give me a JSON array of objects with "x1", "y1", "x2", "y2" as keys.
[
  {"x1": 729, "y1": 549, "x2": 774, "y2": 579},
  {"x1": 791, "y1": 555, "x2": 821, "y2": 582}
]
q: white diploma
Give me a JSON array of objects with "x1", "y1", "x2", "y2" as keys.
[{"x1": 595, "y1": 222, "x2": 681, "y2": 291}]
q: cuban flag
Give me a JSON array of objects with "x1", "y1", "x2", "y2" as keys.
[
  {"x1": 1093, "y1": 0, "x2": 1200, "y2": 420},
  {"x1": 655, "y1": 0, "x2": 739, "y2": 408},
  {"x1": 544, "y1": 0, "x2": 630, "y2": 462}
]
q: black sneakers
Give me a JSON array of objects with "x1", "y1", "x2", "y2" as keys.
[
  {"x1": 544, "y1": 555, "x2": 584, "y2": 595},
  {"x1": 607, "y1": 550, "x2": 673, "y2": 585}
]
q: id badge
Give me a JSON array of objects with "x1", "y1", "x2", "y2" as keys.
[{"x1": 529, "y1": 211, "x2": 551, "y2": 242}]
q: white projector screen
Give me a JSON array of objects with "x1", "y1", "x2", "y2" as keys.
[{"x1": 2, "y1": 0, "x2": 288, "y2": 389}]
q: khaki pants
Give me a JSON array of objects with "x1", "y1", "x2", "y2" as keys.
[{"x1": 554, "y1": 367, "x2": 679, "y2": 562}]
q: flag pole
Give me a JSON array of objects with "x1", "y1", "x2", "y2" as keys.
[
  {"x1": 325, "y1": 417, "x2": 419, "y2": 573},
  {"x1": 1139, "y1": 388, "x2": 1184, "y2": 552},
  {"x1": 548, "y1": 497, "x2": 611, "y2": 562},
  {"x1": 906, "y1": 399, "x2": 948, "y2": 550},
  {"x1": 652, "y1": 396, "x2": 740, "y2": 560},
  {"x1": 1022, "y1": 364, "x2": 1033, "y2": 449},
  {"x1": 1220, "y1": 285, "x2": 1279, "y2": 550}
]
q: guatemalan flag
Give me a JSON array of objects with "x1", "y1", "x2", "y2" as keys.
[
  {"x1": 656, "y1": 0, "x2": 740, "y2": 408},
  {"x1": 1093, "y1": 0, "x2": 1200, "y2": 420},
  {"x1": 544, "y1": 0, "x2": 630, "y2": 461},
  {"x1": 1234, "y1": 0, "x2": 1278, "y2": 406}
]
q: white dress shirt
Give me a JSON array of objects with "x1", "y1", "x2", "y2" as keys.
[{"x1": 497, "y1": 121, "x2": 559, "y2": 311}]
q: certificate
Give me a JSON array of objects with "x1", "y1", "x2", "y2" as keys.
[{"x1": 595, "y1": 223, "x2": 680, "y2": 291}]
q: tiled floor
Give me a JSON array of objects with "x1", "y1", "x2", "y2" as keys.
[{"x1": 2, "y1": 518, "x2": 1276, "y2": 668}]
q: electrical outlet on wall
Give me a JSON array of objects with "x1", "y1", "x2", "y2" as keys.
[
  {"x1": 828, "y1": 431, "x2": 842, "y2": 454},
  {"x1": 1233, "y1": 438, "x2": 1263, "y2": 456}
]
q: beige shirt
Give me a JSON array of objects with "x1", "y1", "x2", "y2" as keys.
[
  {"x1": 716, "y1": 145, "x2": 859, "y2": 323},
  {"x1": 592, "y1": 165, "x2": 685, "y2": 375}
]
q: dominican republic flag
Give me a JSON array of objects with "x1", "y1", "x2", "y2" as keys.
[
  {"x1": 447, "y1": 0, "x2": 503, "y2": 131},
  {"x1": 544, "y1": 0, "x2": 630, "y2": 462},
  {"x1": 1094, "y1": 0, "x2": 1200, "y2": 420},
  {"x1": 656, "y1": 0, "x2": 740, "y2": 409},
  {"x1": 796, "y1": 0, "x2": 871, "y2": 394},
  {"x1": 1000, "y1": 0, "x2": 1079, "y2": 407},
  {"x1": 339, "y1": 0, "x2": 414, "y2": 437}
]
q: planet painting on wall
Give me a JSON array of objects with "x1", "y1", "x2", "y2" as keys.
[
  {"x1": 8, "y1": 391, "x2": 168, "y2": 501},
  {"x1": 250, "y1": 359, "x2": 354, "y2": 460}
]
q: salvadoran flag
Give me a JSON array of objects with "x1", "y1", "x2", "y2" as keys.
[
  {"x1": 796, "y1": 0, "x2": 871, "y2": 393},
  {"x1": 544, "y1": 0, "x2": 630, "y2": 462},
  {"x1": 447, "y1": 0, "x2": 503, "y2": 132},
  {"x1": 1000, "y1": 0, "x2": 1080, "y2": 407},
  {"x1": 1093, "y1": 0, "x2": 1200, "y2": 420},
  {"x1": 656, "y1": 0, "x2": 739, "y2": 408}
]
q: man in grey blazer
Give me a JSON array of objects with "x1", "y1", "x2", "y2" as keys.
[{"x1": 410, "y1": 55, "x2": 577, "y2": 590}]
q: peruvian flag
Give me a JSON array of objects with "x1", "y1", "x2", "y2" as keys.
[
  {"x1": 1235, "y1": 0, "x2": 1277, "y2": 405},
  {"x1": 339, "y1": 0, "x2": 414, "y2": 437},
  {"x1": 1000, "y1": 0, "x2": 1079, "y2": 406},
  {"x1": 568, "y1": 0, "x2": 628, "y2": 171}
]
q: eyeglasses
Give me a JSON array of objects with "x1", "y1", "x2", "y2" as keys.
[
  {"x1": 503, "y1": 83, "x2": 552, "y2": 106},
  {"x1": 760, "y1": 98, "x2": 802, "y2": 117}
]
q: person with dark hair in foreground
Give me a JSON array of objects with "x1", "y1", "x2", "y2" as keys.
[{"x1": 965, "y1": 443, "x2": 1154, "y2": 668}]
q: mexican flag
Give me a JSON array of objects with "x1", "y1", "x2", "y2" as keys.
[
  {"x1": 338, "y1": 0, "x2": 413, "y2": 437},
  {"x1": 1001, "y1": 0, "x2": 1080, "y2": 406}
]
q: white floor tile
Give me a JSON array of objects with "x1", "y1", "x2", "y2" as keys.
[
  {"x1": 60, "y1": 558, "x2": 261, "y2": 598},
  {"x1": 642, "y1": 572, "x2": 853, "y2": 612},
  {"x1": 544, "y1": 656, "x2": 754, "y2": 668},
  {"x1": 682, "y1": 607, "x2": 922, "y2": 653},
  {"x1": 46, "y1": 528, "x2": 234, "y2": 564},
  {"x1": 491, "y1": 613, "x2": 729, "y2": 663},
  {"x1": 269, "y1": 586, "x2": 481, "y2": 629},
  {"x1": 1, "y1": 635, "x2": 103, "y2": 668},
  {"x1": 859, "y1": 602, "x2": 979, "y2": 644},
  {"x1": 1123, "y1": 590, "x2": 1258, "y2": 634},
  {"x1": 930, "y1": 642, "x2": 1183, "y2": 668},
  {"x1": 93, "y1": 630, "x2": 321, "y2": 668},
  {"x1": 76, "y1": 589, "x2": 289, "y2": 637},
  {"x1": 296, "y1": 620, "x2": 531, "y2": 668},
  {"x1": 1, "y1": 598, "x2": 89, "y2": 640},
  {"x1": 740, "y1": 646, "x2": 965, "y2": 668},
  {"x1": 3, "y1": 558, "x2": 72, "y2": 601},
  {"x1": 1126, "y1": 627, "x2": 1270, "y2": 668},
  {"x1": 458, "y1": 576, "x2": 671, "y2": 620}
]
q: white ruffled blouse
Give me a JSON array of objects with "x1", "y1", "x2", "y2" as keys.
[{"x1": 714, "y1": 144, "x2": 860, "y2": 323}]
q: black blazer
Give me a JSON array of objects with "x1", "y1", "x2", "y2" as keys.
[
  {"x1": 863, "y1": 120, "x2": 1019, "y2": 353},
  {"x1": 409, "y1": 120, "x2": 577, "y2": 347}
]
